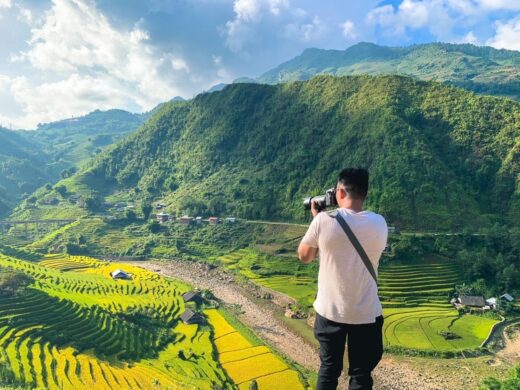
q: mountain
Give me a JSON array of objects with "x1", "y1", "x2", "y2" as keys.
[
  {"x1": 258, "y1": 42, "x2": 520, "y2": 100},
  {"x1": 0, "y1": 127, "x2": 55, "y2": 215},
  {"x1": 14, "y1": 75, "x2": 520, "y2": 230},
  {"x1": 23, "y1": 109, "x2": 146, "y2": 165},
  {"x1": 0, "y1": 110, "x2": 146, "y2": 217}
]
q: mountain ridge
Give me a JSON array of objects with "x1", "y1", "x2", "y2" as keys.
[
  {"x1": 258, "y1": 42, "x2": 520, "y2": 100},
  {"x1": 14, "y1": 75, "x2": 520, "y2": 230}
]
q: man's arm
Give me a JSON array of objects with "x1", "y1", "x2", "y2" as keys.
[
  {"x1": 298, "y1": 200, "x2": 319, "y2": 264},
  {"x1": 298, "y1": 242, "x2": 317, "y2": 264}
]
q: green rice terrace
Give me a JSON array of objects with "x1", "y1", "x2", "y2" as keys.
[
  {"x1": 0, "y1": 250, "x2": 307, "y2": 390},
  {"x1": 0, "y1": 219, "x2": 505, "y2": 357},
  {"x1": 212, "y1": 248, "x2": 500, "y2": 354}
]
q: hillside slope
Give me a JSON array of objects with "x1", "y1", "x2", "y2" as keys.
[
  {"x1": 258, "y1": 43, "x2": 520, "y2": 100},
  {"x1": 0, "y1": 110, "x2": 146, "y2": 217},
  {"x1": 15, "y1": 75, "x2": 520, "y2": 230},
  {"x1": 0, "y1": 128, "x2": 55, "y2": 215}
]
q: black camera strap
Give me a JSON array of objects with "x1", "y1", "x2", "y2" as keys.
[{"x1": 334, "y1": 212, "x2": 378, "y2": 284}]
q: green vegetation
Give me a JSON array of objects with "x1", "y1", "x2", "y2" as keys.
[
  {"x1": 480, "y1": 364, "x2": 520, "y2": 390},
  {"x1": 0, "y1": 110, "x2": 146, "y2": 217},
  {"x1": 15, "y1": 75, "x2": 520, "y2": 231},
  {"x1": 23, "y1": 216, "x2": 511, "y2": 354},
  {"x1": 258, "y1": 42, "x2": 520, "y2": 100}
]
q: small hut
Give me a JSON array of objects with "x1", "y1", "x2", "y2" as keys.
[
  {"x1": 156, "y1": 212, "x2": 170, "y2": 223},
  {"x1": 179, "y1": 309, "x2": 204, "y2": 325},
  {"x1": 183, "y1": 291, "x2": 202, "y2": 305},
  {"x1": 111, "y1": 269, "x2": 131, "y2": 280},
  {"x1": 179, "y1": 216, "x2": 194, "y2": 225},
  {"x1": 457, "y1": 295, "x2": 485, "y2": 308}
]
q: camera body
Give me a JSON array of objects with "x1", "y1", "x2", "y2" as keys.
[{"x1": 303, "y1": 188, "x2": 338, "y2": 211}]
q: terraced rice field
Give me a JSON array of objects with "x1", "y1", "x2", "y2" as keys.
[
  {"x1": 205, "y1": 309, "x2": 304, "y2": 389},
  {"x1": 0, "y1": 251, "x2": 304, "y2": 389},
  {"x1": 378, "y1": 260, "x2": 499, "y2": 351},
  {"x1": 216, "y1": 249, "x2": 499, "y2": 353}
]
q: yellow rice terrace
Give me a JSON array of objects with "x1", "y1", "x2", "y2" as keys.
[{"x1": 0, "y1": 251, "x2": 306, "y2": 389}]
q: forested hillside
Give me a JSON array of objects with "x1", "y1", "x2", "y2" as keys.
[
  {"x1": 0, "y1": 110, "x2": 146, "y2": 217},
  {"x1": 15, "y1": 75, "x2": 520, "y2": 230},
  {"x1": 0, "y1": 128, "x2": 55, "y2": 216},
  {"x1": 258, "y1": 43, "x2": 520, "y2": 100}
]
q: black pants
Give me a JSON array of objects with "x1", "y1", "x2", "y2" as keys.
[{"x1": 314, "y1": 313, "x2": 384, "y2": 390}]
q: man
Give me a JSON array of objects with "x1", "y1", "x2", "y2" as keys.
[{"x1": 298, "y1": 168, "x2": 387, "y2": 390}]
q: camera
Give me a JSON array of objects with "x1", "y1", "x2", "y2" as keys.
[{"x1": 303, "y1": 188, "x2": 338, "y2": 211}]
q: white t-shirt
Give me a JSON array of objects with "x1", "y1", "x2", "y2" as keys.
[{"x1": 301, "y1": 208, "x2": 387, "y2": 324}]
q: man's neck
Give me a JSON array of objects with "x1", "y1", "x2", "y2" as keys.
[{"x1": 339, "y1": 199, "x2": 364, "y2": 213}]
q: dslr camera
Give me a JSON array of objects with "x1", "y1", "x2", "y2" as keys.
[{"x1": 303, "y1": 188, "x2": 338, "y2": 212}]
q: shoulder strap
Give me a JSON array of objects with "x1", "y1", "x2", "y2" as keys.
[{"x1": 334, "y1": 213, "x2": 378, "y2": 284}]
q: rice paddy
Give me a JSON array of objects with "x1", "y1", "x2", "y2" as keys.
[
  {"x1": 214, "y1": 249, "x2": 499, "y2": 353},
  {"x1": 0, "y1": 251, "x2": 305, "y2": 389},
  {"x1": 205, "y1": 309, "x2": 305, "y2": 389}
]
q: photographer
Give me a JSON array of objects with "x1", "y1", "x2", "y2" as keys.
[{"x1": 298, "y1": 168, "x2": 388, "y2": 390}]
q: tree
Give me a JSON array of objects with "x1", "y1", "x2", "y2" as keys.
[
  {"x1": 125, "y1": 209, "x2": 137, "y2": 221},
  {"x1": 0, "y1": 271, "x2": 33, "y2": 296},
  {"x1": 54, "y1": 185, "x2": 67, "y2": 197},
  {"x1": 249, "y1": 380, "x2": 258, "y2": 390},
  {"x1": 147, "y1": 220, "x2": 161, "y2": 233},
  {"x1": 141, "y1": 203, "x2": 153, "y2": 220}
]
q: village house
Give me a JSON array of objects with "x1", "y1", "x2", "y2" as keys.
[
  {"x1": 111, "y1": 269, "x2": 132, "y2": 280},
  {"x1": 208, "y1": 217, "x2": 219, "y2": 225},
  {"x1": 225, "y1": 217, "x2": 237, "y2": 224},
  {"x1": 179, "y1": 309, "x2": 204, "y2": 325},
  {"x1": 156, "y1": 202, "x2": 165, "y2": 210},
  {"x1": 500, "y1": 293, "x2": 515, "y2": 303},
  {"x1": 179, "y1": 216, "x2": 194, "y2": 225},
  {"x1": 182, "y1": 291, "x2": 202, "y2": 305},
  {"x1": 452, "y1": 295, "x2": 487, "y2": 310},
  {"x1": 195, "y1": 216, "x2": 203, "y2": 225},
  {"x1": 156, "y1": 212, "x2": 170, "y2": 223}
]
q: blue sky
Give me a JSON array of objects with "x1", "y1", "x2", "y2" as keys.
[{"x1": 0, "y1": 0, "x2": 519, "y2": 129}]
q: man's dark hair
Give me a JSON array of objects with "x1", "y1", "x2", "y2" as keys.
[{"x1": 338, "y1": 168, "x2": 369, "y2": 199}]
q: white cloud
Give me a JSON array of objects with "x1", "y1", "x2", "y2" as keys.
[
  {"x1": 225, "y1": 0, "x2": 290, "y2": 51},
  {"x1": 0, "y1": 0, "x2": 11, "y2": 8},
  {"x1": 7, "y1": 0, "x2": 197, "y2": 128},
  {"x1": 368, "y1": 0, "x2": 467, "y2": 40},
  {"x1": 487, "y1": 16, "x2": 520, "y2": 50},
  {"x1": 340, "y1": 19, "x2": 357, "y2": 40},
  {"x1": 459, "y1": 31, "x2": 479, "y2": 44},
  {"x1": 284, "y1": 16, "x2": 327, "y2": 43},
  {"x1": 477, "y1": 0, "x2": 520, "y2": 11},
  {"x1": 17, "y1": 7, "x2": 32, "y2": 24},
  {"x1": 171, "y1": 57, "x2": 189, "y2": 72}
]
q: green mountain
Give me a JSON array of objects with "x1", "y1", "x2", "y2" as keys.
[
  {"x1": 14, "y1": 75, "x2": 520, "y2": 230},
  {"x1": 23, "y1": 109, "x2": 146, "y2": 165},
  {"x1": 0, "y1": 127, "x2": 55, "y2": 216},
  {"x1": 258, "y1": 42, "x2": 520, "y2": 100},
  {"x1": 0, "y1": 110, "x2": 146, "y2": 217}
]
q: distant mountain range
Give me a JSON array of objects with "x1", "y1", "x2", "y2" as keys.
[
  {"x1": 15, "y1": 75, "x2": 520, "y2": 230},
  {"x1": 257, "y1": 42, "x2": 520, "y2": 100}
]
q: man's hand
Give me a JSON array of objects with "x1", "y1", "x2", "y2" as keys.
[{"x1": 311, "y1": 200, "x2": 320, "y2": 218}]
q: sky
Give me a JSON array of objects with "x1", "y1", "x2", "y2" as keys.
[{"x1": 0, "y1": 0, "x2": 519, "y2": 129}]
